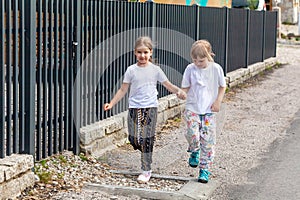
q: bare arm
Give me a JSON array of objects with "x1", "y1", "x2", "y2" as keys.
[
  {"x1": 162, "y1": 80, "x2": 186, "y2": 100},
  {"x1": 211, "y1": 86, "x2": 226, "y2": 112},
  {"x1": 181, "y1": 87, "x2": 190, "y2": 94},
  {"x1": 103, "y1": 83, "x2": 129, "y2": 111}
]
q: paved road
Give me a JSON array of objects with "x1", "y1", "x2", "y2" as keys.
[{"x1": 228, "y1": 109, "x2": 300, "y2": 200}]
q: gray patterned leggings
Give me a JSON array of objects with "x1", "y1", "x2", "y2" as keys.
[{"x1": 127, "y1": 107, "x2": 157, "y2": 171}]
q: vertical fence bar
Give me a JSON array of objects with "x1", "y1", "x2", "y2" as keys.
[
  {"x1": 6, "y1": 0, "x2": 12, "y2": 156},
  {"x1": 95, "y1": 0, "x2": 100, "y2": 121},
  {"x1": 72, "y1": 0, "x2": 81, "y2": 155},
  {"x1": 262, "y1": 10, "x2": 266, "y2": 60},
  {"x1": 24, "y1": 0, "x2": 36, "y2": 157},
  {"x1": 42, "y1": 0, "x2": 48, "y2": 158},
  {"x1": 245, "y1": 9, "x2": 250, "y2": 69},
  {"x1": 48, "y1": 0, "x2": 53, "y2": 156},
  {"x1": 36, "y1": 0, "x2": 42, "y2": 160},
  {"x1": 53, "y1": 0, "x2": 59, "y2": 154},
  {"x1": 87, "y1": 0, "x2": 92, "y2": 125},
  {"x1": 273, "y1": 12, "x2": 277, "y2": 57},
  {"x1": 13, "y1": 0, "x2": 19, "y2": 153},
  {"x1": 68, "y1": 0, "x2": 74, "y2": 149},
  {"x1": 82, "y1": 0, "x2": 87, "y2": 126},
  {"x1": 223, "y1": 6, "x2": 229, "y2": 75},
  {"x1": 19, "y1": 0, "x2": 25, "y2": 153},
  {"x1": 58, "y1": 0, "x2": 64, "y2": 152},
  {"x1": 0, "y1": 0, "x2": 5, "y2": 158},
  {"x1": 64, "y1": 0, "x2": 69, "y2": 149},
  {"x1": 91, "y1": 0, "x2": 96, "y2": 124}
]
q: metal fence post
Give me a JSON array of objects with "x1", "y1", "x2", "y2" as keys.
[
  {"x1": 245, "y1": 9, "x2": 250, "y2": 68},
  {"x1": 0, "y1": 1, "x2": 4, "y2": 158},
  {"x1": 195, "y1": 4, "x2": 199, "y2": 40},
  {"x1": 224, "y1": 6, "x2": 229, "y2": 76},
  {"x1": 24, "y1": 1, "x2": 36, "y2": 156},
  {"x1": 72, "y1": 0, "x2": 82, "y2": 155},
  {"x1": 262, "y1": 10, "x2": 266, "y2": 60}
]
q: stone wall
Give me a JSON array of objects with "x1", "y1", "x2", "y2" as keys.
[{"x1": 0, "y1": 154, "x2": 35, "y2": 199}]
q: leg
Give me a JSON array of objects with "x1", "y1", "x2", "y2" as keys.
[
  {"x1": 140, "y1": 107, "x2": 157, "y2": 171},
  {"x1": 183, "y1": 109, "x2": 201, "y2": 152},
  {"x1": 137, "y1": 108, "x2": 157, "y2": 183},
  {"x1": 183, "y1": 109, "x2": 201, "y2": 167},
  {"x1": 199, "y1": 113, "x2": 216, "y2": 170},
  {"x1": 198, "y1": 114, "x2": 216, "y2": 183},
  {"x1": 127, "y1": 108, "x2": 142, "y2": 151}
]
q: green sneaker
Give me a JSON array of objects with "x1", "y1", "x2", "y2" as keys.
[
  {"x1": 198, "y1": 169, "x2": 211, "y2": 183},
  {"x1": 188, "y1": 151, "x2": 199, "y2": 168}
]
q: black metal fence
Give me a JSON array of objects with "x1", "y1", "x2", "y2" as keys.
[{"x1": 0, "y1": 0, "x2": 277, "y2": 160}]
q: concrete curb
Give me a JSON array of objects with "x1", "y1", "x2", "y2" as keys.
[{"x1": 84, "y1": 171, "x2": 220, "y2": 200}]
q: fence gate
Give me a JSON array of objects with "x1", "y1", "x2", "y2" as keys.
[
  {"x1": 0, "y1": 0, "x2": 81, "y2": 161},
  {"x1": 33, "y1": 0, "x2": 82, "y2": 160}
]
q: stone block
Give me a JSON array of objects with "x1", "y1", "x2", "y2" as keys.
[
  {"x1": 157, "y1": 112, "x2": 165, "y2": 126},
  {"x1": 163, "y1": 107, "x2": 182, "y2": 120},
  {"x1": 83, "y1": 129, "x2": 128, "y2": 157},
  {"x1": 168, "y1": 94, "x2": 180, "y2": 108},
  {"x1": 0, "y1": 166, "x2": 7, "y2": 184},
  {"x1": 0, "y1": 171, "x2": 35, "y2": 200},
  {"x1": 158, "y1": 98, "x2": 169, "y2": 113},
  {"x1": 80, "y1": 122, "x2": 106, "y2": 145},
  {"x1": 104, "y1": 116, "x2": 124, "y2": 135},
  {"x1": 0, "y1": 154, "x2": 34, "y2": 182},
  {"x1": 227, "y1": 68, "x2": 247, "y2": 82}
]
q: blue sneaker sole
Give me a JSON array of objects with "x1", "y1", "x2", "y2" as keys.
[
  {"x1": 189, "y1": 164, "x2": 198, "y2": 168},
  {"x1": 198, "y1": 178, "x2": 208, "y2": 183}
]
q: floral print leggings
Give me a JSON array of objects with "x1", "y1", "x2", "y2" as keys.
[{"x1": 183, "y1": 109, "x2": 216, "y2": 170}]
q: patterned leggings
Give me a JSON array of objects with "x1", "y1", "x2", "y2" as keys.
[
  {"x1": 183, "y1": 109, "x2": 216, "y2": 170},
  {"x1": 127, "y1": 107, "x2": 157, "y2": 171}
]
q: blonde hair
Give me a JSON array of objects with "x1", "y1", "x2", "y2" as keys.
[
  {"x1": 190, "y1": 40, "x2": 215, "y2": 62},
  {"x1": 134, "y1": 36, "x2": 154, "y2": 50},
  {"x1": 134, "y1": 36, "x2": 154, "y2": 62}
]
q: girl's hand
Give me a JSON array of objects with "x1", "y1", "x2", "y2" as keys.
[
  {"x1": 103, "y1": 103, "x2": 112, "y2": 111},
  {"x1": 211, "y1": 101, "x2": 221, "y2": 112},
  {"x1": 176, "y1": 89, "x2": 187, "y2": 100}
]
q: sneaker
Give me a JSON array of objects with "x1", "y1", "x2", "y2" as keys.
[
  {"x1": 137, "y1": 171, "x2": 151, "y2": 183},
  {"x1": 189, "y1": 151, "x2": 200, "y2": 168},
  {"x1": 198, "y1": 169, "x2": 211, "y2": 183}
]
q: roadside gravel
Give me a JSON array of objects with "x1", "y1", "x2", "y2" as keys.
[{"x1": 17, "y1": 43, "x2": 300, "y2": 200}]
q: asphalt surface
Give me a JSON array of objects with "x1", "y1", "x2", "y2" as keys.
[{"x1": 228, "y1": 109, "x2": 300, "y2": 200}]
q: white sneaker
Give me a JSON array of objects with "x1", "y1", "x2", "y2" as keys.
[{"x1": 137, "y1": 171, "x2": 151, "y2": 183}]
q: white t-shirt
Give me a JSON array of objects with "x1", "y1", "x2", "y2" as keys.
[
  {"x1": 181, "y1": 62, "x2": 226, "y2": 114},
  {"x1": 123, "y1": 63, "x2": 168, "y2": 108}
]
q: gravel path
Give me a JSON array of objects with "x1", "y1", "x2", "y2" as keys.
[
  {"x1": 209, "y1": 43, "x2": 300, "y2": 199},
  {"x1": 18, "y1": 43, "x2": 300, "y2": 200},
  {"x1": 98, "y1": 43, "x2": 300, "y2": 200}
]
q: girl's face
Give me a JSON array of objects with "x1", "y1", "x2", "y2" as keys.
[
  {"x1": 193, "y1": 57, "x2": 209, "y2": 69},
  {"x1": 134, "y1": 45, "x2": 152, "y2": 66}
]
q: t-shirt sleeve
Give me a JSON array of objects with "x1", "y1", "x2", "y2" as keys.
[
  {"x1": 218, "y1": 66, "x2": 226, "y2": 87},
  {"x1": 156, "y1": 67, "x2": 168, "y2": 83},
  {"x1": 181, "y1": 67, "x2": 191, "y2": 88},
  {"x1": 123, "y1": 67, "x2": 131, "y2": 83}
]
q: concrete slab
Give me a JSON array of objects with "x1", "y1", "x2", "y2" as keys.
[
  {"x1": 83, "y1": 170, "x2": 220, "y2": 200},
  {"x1": 178, "y1": 179, "x2": 220, "y2": 200},
  {"x1": 84, "y1": 183, "x2": 194, "y2": 200}
]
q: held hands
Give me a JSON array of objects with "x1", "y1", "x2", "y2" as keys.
[
  {"x1": 103, "y1": 103, "x2": 112, "y2": 111},
  {"x1": 176, "y1": 89, "x2": 187, "y2": 100}
]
